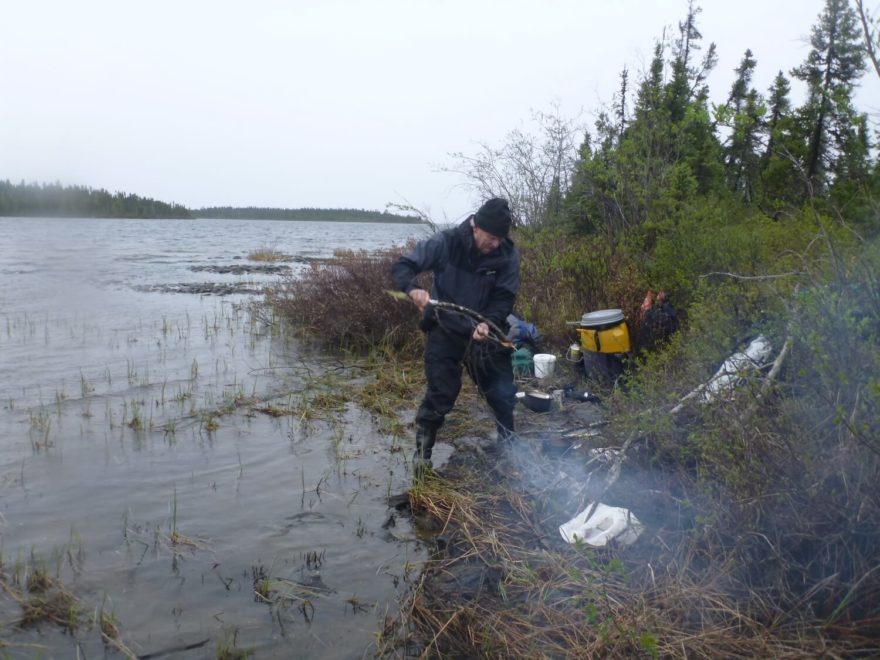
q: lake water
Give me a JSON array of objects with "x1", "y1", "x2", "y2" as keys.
[{"x1": 0, "y1": 217, "x2": 431, "y2": 658}]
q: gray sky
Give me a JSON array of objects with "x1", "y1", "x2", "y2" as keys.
[{"x1": 2, "y1": 0, "x2": 878, "y2": 217}]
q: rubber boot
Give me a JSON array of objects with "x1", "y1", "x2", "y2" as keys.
[
  {"x1": 496, "y1": 416, "x2": 515, "y2": 445},
  {"x1": 412, "y1": 426, "x2": 437, "y2": 474}
]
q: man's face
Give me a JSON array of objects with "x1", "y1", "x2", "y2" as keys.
[{"x1": 472, "y1": 223, "x2": 503, "y2": 254}]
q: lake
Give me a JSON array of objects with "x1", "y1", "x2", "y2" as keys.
[{"x1": 0, "y1": 216, "x2": 432, "y2": 658}]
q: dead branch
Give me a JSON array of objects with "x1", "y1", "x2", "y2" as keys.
[{"x1": 699, "y1": 271, "x2": 806, "y2": 281}]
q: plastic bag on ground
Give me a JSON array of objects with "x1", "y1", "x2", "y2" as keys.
[{"x1": 559, "y1": 502, "x2": 643, "y2": 546}]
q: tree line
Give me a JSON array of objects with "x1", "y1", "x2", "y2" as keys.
[
  {"x1": 0, "y1": 181, "x2": 191, "y2": 219},
  {"x1": 192, "y1": 206, "x2": 420, "y2": 223},
  {"x1": 0, "y1": 181, "x2": 422, "y2": 223},
  {"x1": 450, "y1": 0, "x2": 878, "y2": 241}
]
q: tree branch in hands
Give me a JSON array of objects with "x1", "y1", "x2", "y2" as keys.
[
  {"x1": 409, "y1": 288, "x2": 429, "y2": 311},
  {"x1": 472, "y1": 322, "x2": 490, "y2": 342}
]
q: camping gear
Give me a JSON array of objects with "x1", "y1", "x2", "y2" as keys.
[
  {"x1": 511, "y1": 347, "x2": 533, "y2": 377},
  {"x1": 533, "y1": 353, "x2": 557, "y2": 378},
  {"x1": 576, "y1": 309, "x2": 631, "y2": 354},
  {"x1": 564, "y1": 389, "x2": 600, "y2": 403},
  {"x1": 506, "y1": 313, "x2": 541, "y2": 349},
  {"x1": 559, "y1": 502, "x2": 643, "y2": 546},
  {"x1": 640, "y1": 291, "x2": 679, "y2": 350},
  {"x1": 519, "y1": 390, "x2": 552, "y2": 413},
  {"x1": 566, "y1": 343, "x2": 582, "y2": 361}
]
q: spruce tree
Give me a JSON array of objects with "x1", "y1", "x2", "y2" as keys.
[
  {"x1": 722, "y1": 50, "x2": 764, "y2": 201},
  {"x1": 791, "y1": 0, "x2": 867, "y2": 195}
]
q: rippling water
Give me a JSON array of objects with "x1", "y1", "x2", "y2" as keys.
[{"x1": 0, "y1": 216, "x2": 430, "y2": 658}]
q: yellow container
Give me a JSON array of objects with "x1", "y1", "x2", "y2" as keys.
[{"x1": 577, "y1": 309, "x2": 631, "y2": 354}]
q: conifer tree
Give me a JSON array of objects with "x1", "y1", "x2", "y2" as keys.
[
  {"x1": 759, "y1": 71, "x2": 803, "y2": 209},
  {"x1": 791, "y1": 0, "x2": 867, "y2": 194},
  {"x1": 721, "y1": 50, "x2": 764, "y2": 201}
]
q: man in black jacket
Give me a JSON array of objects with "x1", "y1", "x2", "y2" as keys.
[{"x1": 391, "y1": 198, "x2": 521, "y2": 470}]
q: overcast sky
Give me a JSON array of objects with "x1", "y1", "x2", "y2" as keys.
[{"x1": 2, "y1": 0, "x2": 878, "y2": 218}]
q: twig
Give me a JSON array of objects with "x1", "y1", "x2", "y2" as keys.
[
  {"x1": 738, "y1": 334, "x2": 793, "y2": 424},
  {"x1": 699, "y1": 271, "x2": 805, "y2": 281}
]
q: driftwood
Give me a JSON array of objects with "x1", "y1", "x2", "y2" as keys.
[
  {"x1": 670, "y1": 335, "x2": 774, "y2": 415},
  {"x1": 602, "y1": 334, "x2": 793, "y2": 493}
]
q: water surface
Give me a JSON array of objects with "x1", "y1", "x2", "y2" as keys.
[{"x1": 0, "y1": 216, "x2": 430, "y2": 658}]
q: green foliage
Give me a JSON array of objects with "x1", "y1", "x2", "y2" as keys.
[
  {"x1": 613, "y1": 230, "x2": 880, "y2": 626},
  {"x1": 516, "y1": 227, "x2": 646, "y2": 346},
  {"x1": 792, "y1": 0, "x2": 867, "y2": 191},
  {"x1": 0, "y1": 180, "x2": 424, "y2": 223}
]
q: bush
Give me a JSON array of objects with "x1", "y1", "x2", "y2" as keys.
[
  {"x1": 265, "y1": 243, "x2": 426, "y2": 355},
  {"x1": 516, "y1": 228, "x2": 647, "y2": 349},
  {"x1": 612, "y1": 234, "x2": 880, "y2": 629}
]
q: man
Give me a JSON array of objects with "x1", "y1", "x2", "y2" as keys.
[{"x1": 391, "y1": 198, "x2": 521, "y2": 470}]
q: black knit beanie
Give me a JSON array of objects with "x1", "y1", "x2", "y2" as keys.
[{"x1": 474, "y1": 198, "x2": 512, "y2": 238}]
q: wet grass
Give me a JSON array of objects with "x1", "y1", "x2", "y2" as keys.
[
  {"x1": 380, "y1": 448, "x2": 864, "y2": 659},
  {"x1": 0, "y1": 547, "x2": 137, "y2": 658},
  {"x1": 216, "y1": 628, "x2": 254, "y2": 659},
  {"x1": 247, "y1": 247, "x2": 289, "y2": 262}
]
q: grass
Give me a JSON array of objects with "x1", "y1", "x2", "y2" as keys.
[
  {"x1": 247, "y1": 247, "x2": 289, "y2": 262},
  {"x1": 0, "y1": 548, "x2": 136, "y2": 657},
  {"x1": 217, "y1": 628, "x2": 254, "y2": 659},
  {"x1": 378, "y1": 446, "x2": 871, "y2": 658}
]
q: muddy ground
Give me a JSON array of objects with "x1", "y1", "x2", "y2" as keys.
[{"x1": 382, "y1": 367, "x2": 657, "y2": 657}]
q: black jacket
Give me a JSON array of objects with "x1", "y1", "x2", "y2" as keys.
[{"x1": 391, "y1": 218, "x2": 520, "y2": 337}]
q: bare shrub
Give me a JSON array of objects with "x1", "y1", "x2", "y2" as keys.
[{"x1": 265, "y1": 242, "x2": 427, "y2": 354}]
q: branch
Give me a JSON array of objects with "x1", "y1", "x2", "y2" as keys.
[
  {"x1": 428, "y1": 299, "x2": 513, "y2": 349},
  {"x1": 737, "y1": 334, "x2": 793, "y2": 424},
  {"x1": 699, "y1": 271, "x2": 806, "y2": 281},
  {"x1": 856, "y1": 0, "x2": 880, "y2": 80}
]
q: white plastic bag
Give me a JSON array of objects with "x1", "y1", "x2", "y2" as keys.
[{"x1": 559, "y1": 502, "x2": 643, "y2": 546}]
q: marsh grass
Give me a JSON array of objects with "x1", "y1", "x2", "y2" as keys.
[
  {"x1": 217, "y1": 628, "x2": 254, "y2": 659},
  {"x1": 28, "y1": 407, "x2": 52, "y2": 450},
  {"x1": 0, "y1": 549, "x2": 113, "y2": 647},
  {"x1": 248, "y1": 247, "x2": 289, "y2": 262},
  {"x1": 250, "y1": 562, "x2": 328, "y2": 627}
]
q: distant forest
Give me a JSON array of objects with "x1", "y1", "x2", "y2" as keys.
[
  {"x1": 0, "y1": 181, "x2": 190, "y2": 219},
  {"x1": 0, "y1": 180, "x2": 422, "y2": 223},
  {"x1": 192, "y1": 206, "x2": 420, "y2": 223}
]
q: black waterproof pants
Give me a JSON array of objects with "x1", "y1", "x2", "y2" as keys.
[{"x1": 415, "y1": 328, "x2": 516, "y2": 439}]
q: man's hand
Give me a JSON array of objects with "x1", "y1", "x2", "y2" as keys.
[
  {"x1": 472, "y1": 322, "x2": 490, "y2": 342},
  {"x1": 409, "y1": 288, "x2": 429, "y2": 311}
]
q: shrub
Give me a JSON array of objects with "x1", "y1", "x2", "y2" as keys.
[
  {"x1": 265, "y1": 243, "x2": 426, "y2": 355},
  {"x1": 613, "y1": 234, "x2": 880, "y2": 628},
  {"x1": 517, "y1": 228, "x2": 647, "y2": 348}
]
